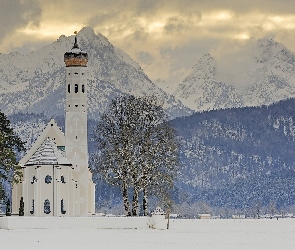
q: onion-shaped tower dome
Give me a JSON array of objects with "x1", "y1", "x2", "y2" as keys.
[{"x1": 64, "y1": 36, "x2": 88, "y2": 67}]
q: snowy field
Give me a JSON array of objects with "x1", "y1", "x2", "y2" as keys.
[{"x1": 1, "y1": 219, "x2": 295, "y2": 250}]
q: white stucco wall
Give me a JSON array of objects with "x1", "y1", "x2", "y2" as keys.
[{"x1": 17, "y1": 164, "x2": 78, "y2": 217}]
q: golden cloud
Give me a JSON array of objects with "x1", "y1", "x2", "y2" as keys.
[{"x1": 1, "y1": 0, "x2": 295, "y2": 82}]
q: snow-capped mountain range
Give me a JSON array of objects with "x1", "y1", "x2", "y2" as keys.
[
  {"x1": 1, "y1": 27, "x2": 295, "y2": 117},
  {"x1": 0, "y1": 27, "x2": 192, "y2": 119},
  {"x1": 158, "y1": 38, "x2": 295, "y2": 111}
]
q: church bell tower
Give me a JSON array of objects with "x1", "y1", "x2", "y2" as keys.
[{"x1": 64, "y1": 35, "x2": 94, "y2": 216}]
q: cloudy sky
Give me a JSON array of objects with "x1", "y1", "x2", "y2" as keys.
[{"x1": 1, "y1": 0, "x2": 295, "y2": 84}]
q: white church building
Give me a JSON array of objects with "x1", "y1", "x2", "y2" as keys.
[{"x1": 12, "y1": 36, "x2": 96, "y2": 217}]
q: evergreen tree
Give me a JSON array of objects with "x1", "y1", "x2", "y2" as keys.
[
  {"x1": 0, "y1": 111, "x2": 25, "y2": 199},
  {"x1": 19, "y1": 197, "x2": 24, "y2": 216},
  {"x1": 91, "y1": 95, "x2": 178, "y2": 216},
  {"x1": 0, "y1": 185, "x2": 4, "y2": 200},
  {"x1": 5, "y1": 199, "x2": 11, "y2": 216}
]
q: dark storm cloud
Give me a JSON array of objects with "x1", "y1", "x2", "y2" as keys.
[
  {"x1": 164, "y1": 12, "x2": 202, "y2": 34},
  {"x1": 87, "y1": 12, "x2": 120, "y2": 28},
  {"x1": 136, "y1": 0, "x2": 159, "y2": 13},
  {"x1": 160, "y1": 37, "x2": 219, "y2": 68},
  {"x1": 41, "y1": 0, "x2": 295, "y2": 14},
  {"x1": 165, "y1": 16, "x2": 191, "y2": 34},
  {"x1": 163, "y1": 0, "x2": 295, "y2": 14},
  {"x1": 132, "y1": 30, "x2": 149, "y2": 41},
  {"x1": 137, "y1": 51, "x2": 153, "y2": 65},
  {"x1": 0, "y1": 0, "x2": 42, "y2": 40}
]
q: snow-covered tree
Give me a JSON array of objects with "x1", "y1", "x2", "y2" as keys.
[
  {"x1": 132, "y1": 113, "x2": 178, "y2": 216},
  {"x1": 91, "y1": 95, "x2": 178, "y2": 216},
  {"x1": 0, "y1": 111, "x2": 24, "y2": 200}
]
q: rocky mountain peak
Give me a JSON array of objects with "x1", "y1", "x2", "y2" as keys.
[
  {"x1": 76, "y1": 27, "x2": 112, "y2": 50},
  {"x1": 241, "y1": 37, "x2": 295, "y2": 106},
  {"x1": 257, "y1": 37, "x2": 276, "y2": 47},
  {"x1": 79, "y1": 26, "x2": 96, "y2": 36},
  {"x1": 173, "y1": 53, "x2": 243, "y2": 111},
  {"x1": 182, "y1": 53, "x2": 215, "y2": 87},
  {"x1": 255, "y1": 37, "x2": 287, "y2": 63}
]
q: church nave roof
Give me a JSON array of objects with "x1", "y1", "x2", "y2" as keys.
[{"x1": 25, "y1": 137, "x2": 71, "y2": 166}]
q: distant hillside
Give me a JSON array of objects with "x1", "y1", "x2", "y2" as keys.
[{"x1": 171, "y1": 98, "x2": 295, "y2": 213}]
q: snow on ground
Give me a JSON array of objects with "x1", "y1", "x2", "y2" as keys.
[{"x1": 1, "y1": 219, "x2": 295, "y2": 250}]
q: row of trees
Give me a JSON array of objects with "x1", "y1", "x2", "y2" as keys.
[{"x1": 91, "y1": 95, "x2": 179, "y2": 216}]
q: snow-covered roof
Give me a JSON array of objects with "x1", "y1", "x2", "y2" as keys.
[
  {"x1": 20, "y1": 119, "x2": 65, "y2": 166},
  {"x1": 152, "y1": 207, "x2": 165, "y2": 215},
  {"x1": 64, "y1": 36, "x2": 88, "y2": 59},
  {"x1": 66, "y1": 48, "x2": 87, "y2": 54},
  {"x1": 25, "y1": 137, "x2": 71, "y2": 166}
]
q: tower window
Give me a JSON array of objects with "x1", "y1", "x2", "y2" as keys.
[
  {"x1": 75, "y1": 84, "x2": 78, "y2": 93},
  {"x1": 30, "y1": 199, "x2": 34, "y2": 214},
  {"x1": 44, "y1": 199, "x2": 51, "y2": 214},
  {"x1": 68, "y1": 84, "x2": 71, "y2": 93},
  {"x1": 68, "y1": 73, "x2": 70, "y2": 75},
  {"x1": 74, "y1": 72, "x2": 78, "y2": 75},
  {"x1": 61, "y1": 199, "x2": 66, "y2": 214},
  {"x1": 82, "y1": 84, "x2": 85, "y2": 93},
  {"x1": 82, "y1": 73, "x2": 84, "y2": 75}
]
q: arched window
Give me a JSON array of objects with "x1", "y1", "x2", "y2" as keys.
[
  {"x1": 75, "y1": 84, "x2": 78, "y2": 93},
  {"x1": 82, "y1": 84, "x2": 85, "y2": 93},
  {"x1": 44, "y1": 199, "x2": 51, "y2": 214},
  {"x1": 31, "y1": 176, "x2": 36, "y2": 184},
  {"x1": 30, "y1": 199, "x2": 34, "y2": 214},
  {"x1": 61, "y1": 199, "x2": 66, "y2": 214},
  {"x1": 68, "y1": 84, "x2": 71, "y2": 93},
  {"x1": 61, "y1": 176, "x2": 66, "y2": 183}
]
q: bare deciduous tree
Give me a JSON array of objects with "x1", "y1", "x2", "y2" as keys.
[{"x1": 91, "y1": 95, "x2": 178, "y2": 216}]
